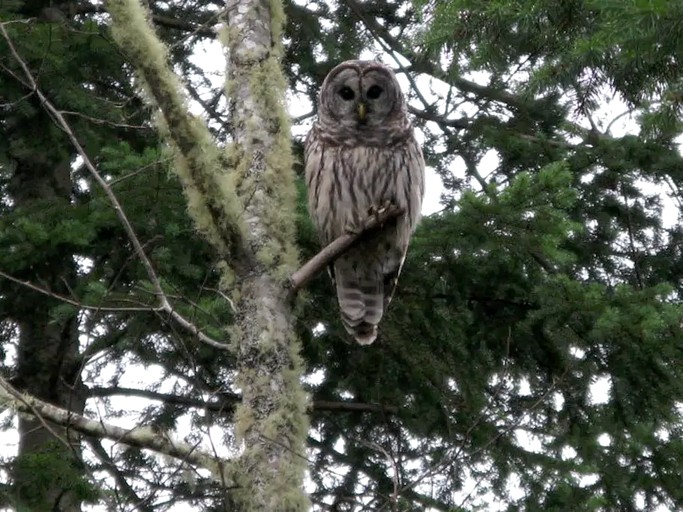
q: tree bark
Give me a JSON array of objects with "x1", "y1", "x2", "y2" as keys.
[
  {"x1": 6, "y1": 127, "x2": 85, "y2": 511},
  {"x1": 224, "y1": 1, "x2": 310, "y2": 509},
  {"x1": 0, "y1": 376, "x2": 231, "y2": 481}
]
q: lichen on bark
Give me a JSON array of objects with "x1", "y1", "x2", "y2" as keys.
[
  {"x1": 108, "y1": 0, "x2": 244, "y2": 257},
  {"x1": 223, "y1": 0, "x2": 309, "y2": 509}
]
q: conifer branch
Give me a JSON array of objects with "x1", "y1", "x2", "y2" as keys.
[
  {"x1": 42, "y1": 3, "x2": 219, "y2": 37},
  {"x1": 89, "y1": 386, "x2": 400, "y2": 415},
  {"x1": 86, "y1": 439, "x2": 154, "y2": 512},
  {"x1": 289, "y1": 205, "x2": 405, "y2": 295}
]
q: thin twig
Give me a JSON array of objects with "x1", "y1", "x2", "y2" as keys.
[{"x1": 0, "y1": 269, "x2": 158, "y2": 312}]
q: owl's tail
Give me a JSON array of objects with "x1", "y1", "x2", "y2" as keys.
[{"x1": 333, "y1": 258, "x2": 386, "y2": 345}]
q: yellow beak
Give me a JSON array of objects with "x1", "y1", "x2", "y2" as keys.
[{"x1": 358, "y1": 102, "x2": 367, "y2": 121}]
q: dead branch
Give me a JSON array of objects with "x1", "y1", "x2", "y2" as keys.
[
  {"x1": 0, "y1": 377, "x2": 233, "y2": 483},
  {"x1": 0, "y1": 268, "x2": 157, "y2": 312},
  {"x1": 289, "y1": 205, "x2": 405, "y2": 295}
]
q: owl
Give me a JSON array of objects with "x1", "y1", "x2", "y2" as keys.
[{"x1": 304, "y1": 60, "x2": 425, "y2": 345}]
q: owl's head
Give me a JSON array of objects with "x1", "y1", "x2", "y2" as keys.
[{"x1": 317, "y1": 60, "x2": 408, "y2": 136}]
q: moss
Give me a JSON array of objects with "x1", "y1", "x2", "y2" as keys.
[
  {"x1": 217, "y1": 2, "x2": 300, "y2": 274},
  {"x1": 249, "y1": 81, "x2": 298, "y2": 270},
  {"x1": 111, "y1": 0, "x2": 310, "y2": 508},
  {"x1": 216, "y1": 260, "x2": 236, "y2": 290},
  {"x1": 109, "y1": 0, "x2": 244, "y2": 261},
  {"x1": 234, "y1": 391, "x2": 256, "y2": 440},
  {"x1": 268, "y1": 0, "x2": 287, "y2": 47}
]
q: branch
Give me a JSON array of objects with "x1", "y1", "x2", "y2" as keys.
[
  {"x1": 88, "y1": 386, "x2": 400, "y2": 415},
  {"x1": 407, "y1": 105, "x2": 469, "y2": 130},
  {"x1": 46, "y1": 3, "x2": 220, "y2": 37},
  {"x1": 89, "y1": 386, "x2": 240, "y2": 413},
  {"x1": 107, "y1": 0, "x2": 242, "y2": 258},
  {"x1": 86, "y1": 439, "x2": 155, "y2": 512},
  {"x1": 289, "y1": 205, "x2": 405, "y2": 294},
  {"x1": 0, "y1": 377, "x2": 233, "y2": 483},
  {"x1": 0, "y1": 268, "x2": 156, "y2": 312},
  {"x1": 345, "y1": 0, "x2": 613, "y2": 149},
  {"x1": 312, "y1": 400, "x2": 399, "y2": 415},
  {"x1": 0, "y1": 23, "x2": 230, "y2": 351},
  {"x1": 343, "y1": 0, "x2": 530, "y2": 111}
]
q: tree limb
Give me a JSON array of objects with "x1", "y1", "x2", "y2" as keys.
[
  {"x1": 86, "y1": 438, "x2": 155, "y2": 512},
  {"x1": 0, "y1": 377, "x2": 233, "y2": 484},
  {"x1": 289, "y1": 205, "x2": 405, "y2": 295},
  {"x1": 88, "y1": 386, "x2": 400, "y2": 415},
  {"x1": 0, "y1": 268, "x2": 157, "y2": 312}
]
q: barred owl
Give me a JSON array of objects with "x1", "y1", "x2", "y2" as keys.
[{"x1": 304, "y1": 60, "x2": 425, "y2": 345}]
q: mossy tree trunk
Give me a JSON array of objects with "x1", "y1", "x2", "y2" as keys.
[
  {"x1": 107, "y1": 0, "x2": 310, "y2": 508},
  {"x1": 223, "y1": 0, "x2": 309, "y2": 509}
]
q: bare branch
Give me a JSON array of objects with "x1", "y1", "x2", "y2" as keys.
[
  {"x1": 0, "y1": 268, "x2": 157, "y2": 312},
  {"x1": 292, "y1": 110, "x2": 316, "y2": 124},
  {"x1": 0, "y1": 377, "x2": 233, "y2": 483},
  {"x1": 289, "y1": 205, "x2": 405, "y2": 294}
]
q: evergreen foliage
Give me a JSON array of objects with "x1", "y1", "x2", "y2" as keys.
[{"x1": 1, "y1": 0, "x2": 683, "y2": 510}]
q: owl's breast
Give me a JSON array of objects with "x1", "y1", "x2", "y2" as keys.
[
  {"x1": 305, "y1": 128, "x2": 424, "y2": 245},
  {"x1": 324, "y1": 144, "x2": 416, "y2": 240}
]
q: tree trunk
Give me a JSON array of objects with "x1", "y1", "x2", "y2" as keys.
[
  {"x1": 8, "y1": 145, "x2": 85, "y2": 510},
  {"x1": 105, "y1": 0, "x2": 311, "y2": 506},
  {"x1": 224, "y1": 0, "x2": 310, "y2": 509}
]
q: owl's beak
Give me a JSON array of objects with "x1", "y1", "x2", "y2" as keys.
[{"x1": 357, "y1": 102, "x2": 367, "y2": 121}]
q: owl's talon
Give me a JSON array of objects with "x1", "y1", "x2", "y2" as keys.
[
  {"x1": 344, "y1": 221, "x2": 363, "y2": 235},
  {"x1": 369, "y1": 201, "x2": 396, "y2": 221}
]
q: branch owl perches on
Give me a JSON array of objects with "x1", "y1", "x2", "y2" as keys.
[{"x1": 303, "y1": 60, "x2": 425, "y2": 345}]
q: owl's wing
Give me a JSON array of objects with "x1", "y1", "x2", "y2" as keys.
[
  {"x1": 304, "y1": 121, "x2": 425, "y2": 345},
  {"x1": 379, "y1": 134, "x2": 425, "y2": 314},
  {"x1": 382, "y1": 247, "x2": 407, "y2": 311}
]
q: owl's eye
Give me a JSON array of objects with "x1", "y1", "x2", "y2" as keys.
[
  {"x1": 338, "y1": 86, "x2": 355, "y2": 101},
  {"x1": 366, "y1": 85, "x2": 383, "y2": 100}
]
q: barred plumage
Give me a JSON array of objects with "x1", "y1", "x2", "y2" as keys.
[{"x1": 304, "y1": 60, "x2": 425, "y2": 344}]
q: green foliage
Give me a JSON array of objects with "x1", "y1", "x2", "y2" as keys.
[
  {"x1": 10, "y1": 442, "x2": 99, "y2": 509},
  {"x1": 420, "y1": 0, "x2": 683, "y2": 121},
  {"x1": 295, "y1": 1, "x2": 683, "y2": 509}
]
